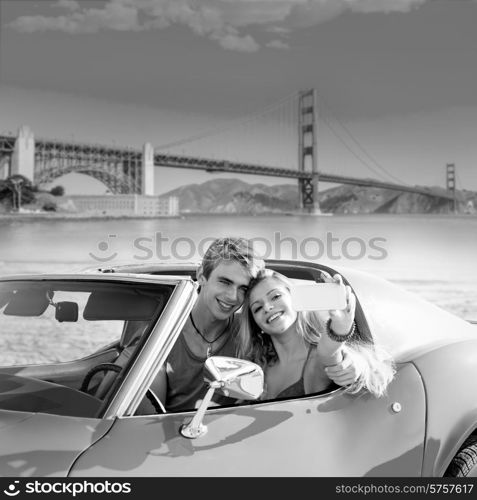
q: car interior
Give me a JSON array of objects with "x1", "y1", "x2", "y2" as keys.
[
  {"x1": 0, "y1": 262, "x2": 369, "y2": 419},
  {"x1": 0, "y1": 280, "x2": 173, "y2": 418}
]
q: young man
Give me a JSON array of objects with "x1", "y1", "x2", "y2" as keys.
[
  {"x1": 152, "y1": 237, "x2": 264, "y2": 412},
  {"x1": 151, "y1": 237, "x2": 360, "y2": 412}
]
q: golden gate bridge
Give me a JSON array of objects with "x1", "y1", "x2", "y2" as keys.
[{"x1": 0, "y1": 89, "x2": 460, "y2": 212}]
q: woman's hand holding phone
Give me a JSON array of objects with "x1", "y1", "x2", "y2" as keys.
[{"x1": 320, "y1": 271, "x2": 356, "y2": 336}]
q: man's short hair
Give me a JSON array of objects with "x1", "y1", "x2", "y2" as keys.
[{"x1": 200, "y1": 237, "x2": 264, "y2": 280}]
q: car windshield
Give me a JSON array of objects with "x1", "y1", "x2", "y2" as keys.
[
  {"x1": 0, "y1": 279, "x2": 173, "y2": 366},
  {"x1": 0, "y1": 278, "x2": 176, "y2": 418}
]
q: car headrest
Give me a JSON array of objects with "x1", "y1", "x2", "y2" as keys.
[{"x1": 120, "y1": 320, "x2": 150, "y2": 348}]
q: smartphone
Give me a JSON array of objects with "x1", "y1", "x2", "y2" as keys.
[{"x1": 290, "y1": 282, "x2": 347, "y2": 311}]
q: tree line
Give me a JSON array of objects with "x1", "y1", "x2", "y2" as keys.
[{"x1": 0, "y1": 175, "x2": 64, "y2": 212}]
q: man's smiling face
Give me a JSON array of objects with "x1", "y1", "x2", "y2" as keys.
[{"x1": 197, "y1": 260, "x2": 251, "y2": 320}]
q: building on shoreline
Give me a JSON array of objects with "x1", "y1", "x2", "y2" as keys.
[{"x1": 67, "y1": 194, "x2": 179, "y2": 217}]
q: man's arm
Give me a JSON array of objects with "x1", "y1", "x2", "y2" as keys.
[{"x1": 324, "y1": 348, "x2": 363, "y2": 387}]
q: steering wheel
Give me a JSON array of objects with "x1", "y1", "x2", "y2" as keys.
[{"x1": 80, "y1": 363, "x2": 165, "y2": 414}]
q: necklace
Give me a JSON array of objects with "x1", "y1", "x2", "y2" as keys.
[{"x1": 189, "y1": 313, "x2": 230, "y2": 358}]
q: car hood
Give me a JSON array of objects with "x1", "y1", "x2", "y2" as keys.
[{"x1": 0, "y1": 410, "x2": 114, "y2": 477}]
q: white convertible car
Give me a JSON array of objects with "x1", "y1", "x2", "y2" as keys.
[{"x1": 0, "y1": 260, "x2": 476, "y2": 477}]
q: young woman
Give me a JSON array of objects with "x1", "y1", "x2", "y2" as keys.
[{"x1": 237, "y1": 269, "x2": 395, "y2": 399}]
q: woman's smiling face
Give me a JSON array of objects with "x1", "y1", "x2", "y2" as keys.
[{"x1": 249, "y1": 277, "x2": 297, "y2": 335}]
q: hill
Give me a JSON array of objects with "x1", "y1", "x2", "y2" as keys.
[
  {"x1": 160, "y1": 178, "x2": 477, "y2": 215},
  {"x1": 161, "y1": 179, "x2": 298, "y2": 214}
]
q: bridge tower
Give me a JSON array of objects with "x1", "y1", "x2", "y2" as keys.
[
  {"x1": 11, "y1": 125, "x2": 35, "y2": 183},
  {"x1": 298, "y1": 89, "x2": 320, "y2": 214},
  {"x1": 142, "y1": 142, "x2": 155, "y2": 195},
  {"x1": 0, "y1": 136, "x2": 14, "y2": 180},
  {"x1": 446, "y1": 163, "x2": 456, "y2": 214}
]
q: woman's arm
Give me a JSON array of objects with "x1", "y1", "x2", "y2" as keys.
[
  {"x1": 315, "y1": 272, "x2": 395, "y2": 396},
  {"x1": 316, "y1": 273, "x2": 356, "y2": 363},
  {"x1": 312, "y1": 273, "x2": 362, "y2": 387}
]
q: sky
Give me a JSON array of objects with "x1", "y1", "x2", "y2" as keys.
[{"x1": 1, "y1": 0, "x2": 477, "y2": 195}]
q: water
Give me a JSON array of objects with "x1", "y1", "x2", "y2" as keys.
[{"x1": 1, "y1": 214, "x2": 476, "y2": 320}]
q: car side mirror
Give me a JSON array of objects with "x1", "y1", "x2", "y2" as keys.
[
  {"x1": 180, "y1": 356, "x2": 264, "y2": 439},
  {"x1": 204, "y1": 356, "x2": 264, "y2": 400}
]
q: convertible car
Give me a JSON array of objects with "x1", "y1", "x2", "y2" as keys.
[{"x1": 0, "y1": 259, "x2": 476, "y2": 477}]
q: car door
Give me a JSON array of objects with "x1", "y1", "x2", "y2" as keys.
[
  {"x1": 0, "y1": 274, "x2": 198, "y2": 477},
  {"x1": 0, "y1": 411, "x2": 114, "y2": 476},
  {"x1": 69, "y1": 361, "x2": 426, "y2": 477}
]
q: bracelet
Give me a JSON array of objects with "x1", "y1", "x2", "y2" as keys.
[{"x1": 326, "y1": 319, "x2": 356, "y2": 343}]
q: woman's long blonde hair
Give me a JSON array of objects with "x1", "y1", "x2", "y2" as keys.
[{"x1": 237, "y1": 269, "x2": 395, "y2": 398}]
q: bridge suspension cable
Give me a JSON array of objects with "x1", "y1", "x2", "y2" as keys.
[
  {"x1": 317, "y1": 97, "x2": 408, "y2": 186},
  {"x1": 155, "y1": 89, "x2": 409, "y2": 189},
  {"x1": 154, "y1": 91, "x2": 300, "y2": 170},
  {"x1": 155, "y1": 91, "x2": 299, "y2": 152}
]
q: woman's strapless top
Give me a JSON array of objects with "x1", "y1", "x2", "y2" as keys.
[{"x1": 274, "y1": 344, "x2": 316, "y2": 398}]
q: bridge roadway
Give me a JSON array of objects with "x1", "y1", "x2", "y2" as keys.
[
  {"x1": 153, "y1": 152, "x2": 456, "y2": 201},
  {"x1": 0, "y1": 134, "x2": 456, "y2": 202}
]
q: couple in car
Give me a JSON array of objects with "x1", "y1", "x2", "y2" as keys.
[{"x1": 152, "y1": 237, "x2": 395, "y2": 412}]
